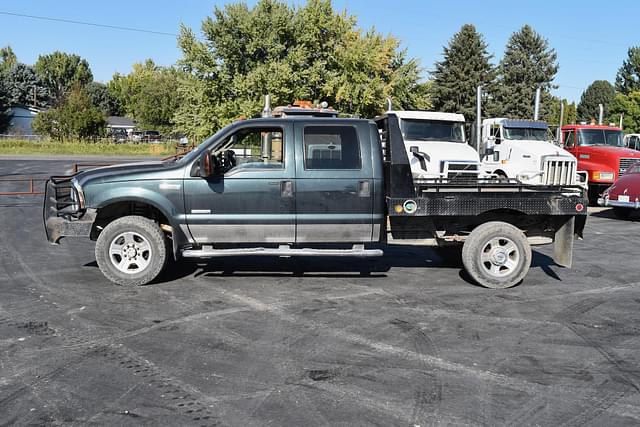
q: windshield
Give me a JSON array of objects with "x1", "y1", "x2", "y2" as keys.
[
  {"x1": 503, "y1": 127, "x2": 548, "y2": 141},
  {"x1": 401, "y1": 119, "x2": 465, "y2": 143},
  {"x1": 578, "y1": 129, "x2": 624, "y2": 147}
]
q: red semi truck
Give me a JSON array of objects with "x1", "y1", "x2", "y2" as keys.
[{"x1": 561, "y1": 123, "x2": 640, "y2": 203}]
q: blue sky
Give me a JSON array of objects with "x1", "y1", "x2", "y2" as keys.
[{"x1": 1, "y1": 0, "x2": 637, "y2": 103}]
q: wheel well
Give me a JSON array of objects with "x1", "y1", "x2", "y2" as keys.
[
  {"x1": 493, "y1": 169, "x2": 508, "y2": 177},
  {"x1": 90, "y1": 201, "x2": 170, "y2": 240}
]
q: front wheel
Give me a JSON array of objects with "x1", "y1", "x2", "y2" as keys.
[
  {"x1": 462, "y1": 221, "x2": 532, "y2": 289},
  {"x1": 95, "y1": 216, "x2": 167, "y2": 286}
]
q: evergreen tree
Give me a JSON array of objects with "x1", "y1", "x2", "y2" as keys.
[
  {"x1": 577, "y1": 80, "x2": 615, "y2": 122},
  {"x1": 493, "y1": 25, "x2": 558, "y2": 119},
  {"x1": 616, "y1": 46, "x2": 640, "y2": 95},
  {"x1": 430, "y1": 24, "x2": 496, "y2": 123},
  {"x1": 3, "y1": 63, "x2": 51, "y2": 108},
  {"x1": 0, "y1": 75, "x2": 11, "y2": 133}
]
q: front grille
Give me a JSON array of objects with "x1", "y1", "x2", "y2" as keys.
[
  {"x1": 441, "y1": 161, "x2": 480, "y2": 180},
  {"x1": 542, "y1": 158, "x2": 576, "y2": 186},
  {"x1": 619, "y1": 158, "x2": 639, "y2": 175}
]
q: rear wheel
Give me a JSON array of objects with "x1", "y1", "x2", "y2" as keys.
[
  {"x1": 462, "y1": 221, "x2": 531, "y2": 289},
  {"x1": 95, "y1": 216, "x2": 167, "y2": 286},
  {"x1": 613, "y1": 207, "x2": 632, "y2": 219}
]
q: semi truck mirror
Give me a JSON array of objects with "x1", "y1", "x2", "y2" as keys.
[{"x1": 410, "y1": 146, "x2": 419, "y2": 153}]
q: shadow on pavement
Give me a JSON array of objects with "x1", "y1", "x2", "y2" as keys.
[{"x1": 83, "y1": 244, "x2": 564, "y2": 288}]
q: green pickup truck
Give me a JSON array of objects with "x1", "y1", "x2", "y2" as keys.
[{"x1": 44, "y1": 114, "x2": 587, "y2": 289}]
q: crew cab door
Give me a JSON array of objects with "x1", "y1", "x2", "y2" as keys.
[
  {"x1": 184, "y1": 123, "x2": 295, "y2": 244},
  {"x1": 293, "y1": 122, "x2": 374, "y2": 242}
]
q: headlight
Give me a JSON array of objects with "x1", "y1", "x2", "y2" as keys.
[
  {"x1": 71, "y1": 178, "x2": 85, "y2": 210},
  {"x1": 593, "y1": 171, "x2": 615, "y2": 181}
]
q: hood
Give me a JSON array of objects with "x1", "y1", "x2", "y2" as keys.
[
  {"x1": 580, "y1": 145, "x2": 640, "y2": 158},
  {"x1": 74, "y1": 161, "x2": 172, "y2": 185},
  {"x1": 508, "y1": 140, "x2": 573, "y2": 158}
]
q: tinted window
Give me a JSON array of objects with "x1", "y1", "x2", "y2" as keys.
[
  {"x1": 401, "y1": 120, "x2": 465, "y2": 143},
  {"x1": 563, "y1": 131, "x2": 575, "y2": 147},
  {"x1": 304, "y1": 126, "x2": 361, "y2": 170}
]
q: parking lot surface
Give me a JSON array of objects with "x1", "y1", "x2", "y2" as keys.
[{"x1": 1, "y1": 158, "x2": 640, "y2": 426}]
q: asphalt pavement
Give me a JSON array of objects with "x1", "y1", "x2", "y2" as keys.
[{"x1": 1, "y1": 158, "x2": 640, "y2": 426}]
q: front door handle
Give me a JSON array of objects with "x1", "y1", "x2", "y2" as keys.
[{"x1": 280, "y1": 180, "x2": 293, "y2": 198}]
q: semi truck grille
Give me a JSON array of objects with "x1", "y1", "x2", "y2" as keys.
[
  {"x1": 619, "y1": 158, "x2": 639, "y2": 175},
  {"x1": 441, "y1": 161, "x2": 480, "y2": 180},
  {"x1": 542, "y1": 158, "x2": 576, "y2": 186}
]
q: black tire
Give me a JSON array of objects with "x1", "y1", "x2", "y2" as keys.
[
  {"x1": 95, "y1": 216, "x2": 167, "y2": 286},
  {"x1": 613, "y1": 207, "x2": 632, "y2": 219},
  {"x1": 462, "y1": 221, "x2": 532, "y2": 289},
  {"x1": 587, "y1": 186, "x2": 600, "y2": 206}
]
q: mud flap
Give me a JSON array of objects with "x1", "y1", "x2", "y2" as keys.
[{"x1": 553, "y1": 216, "x2": 575, "y2": 268}]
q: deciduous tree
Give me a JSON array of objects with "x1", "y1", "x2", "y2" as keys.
[
  {"x1": 0, "y1": 46, "x2": 17, "y2": 72},
  {"x1": 34, "y1": 51, "x2": 93, "y2": 105},
  {"x1": 175, "y1": 0, "x2": 429, "y2": 140},
  {"x1": 609, "y1": 91, "x2": 640, "y2": 133},
  {"x1": 33, "y1": 85, "x2": 105, "y2": 140}
]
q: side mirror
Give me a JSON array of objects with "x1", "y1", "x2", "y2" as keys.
[
  {"x1": 199, "y1": 151, "x2": 214, "y2": 178},
  {"x1": 410, "y1": 146, "x2": 419, "y2": 154}
]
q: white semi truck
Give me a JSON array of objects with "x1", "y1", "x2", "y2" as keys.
[
  {"x1": 479, "y1": 118, "x2": 584, "y2": 186},
  {"x1": 377, "y1": 110, "x2": 481, "y2": 181}
]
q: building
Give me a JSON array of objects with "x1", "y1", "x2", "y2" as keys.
[
  {"x1": 6, "y1": 105, "x2": 42, "y2": 136},
  {"x1": 106, "y1": 116, "x2": 136, "y2": 138}
]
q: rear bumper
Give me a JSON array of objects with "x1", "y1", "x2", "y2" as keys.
[
  {"x1": 597, "y1": 197, "x2": 640, "y2": 209},
  {"x1": 43, "y1": 178, "x2": 96, "y2": 243}
]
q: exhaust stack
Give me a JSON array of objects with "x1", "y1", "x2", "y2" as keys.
[
  {"x1": 262, "y1": 94, "x2": 272, "y2": 118},
  {"x1": 476, "y1": 86, "x2": 482, "y2": 153},
  {"x1": 386, "y1": 98, "x2": 393, "y2": 112},
  {"x1": 598, "y1": 104, "x2": 604, "y2": 125},
  {"x1": 533, "y1": 86, "x2": 541, "y2": 120}
]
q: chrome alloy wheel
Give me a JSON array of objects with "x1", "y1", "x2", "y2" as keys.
[
  {"x1": 108, "y1": 231, "x2": 152, "y2": 274},
  {"x1": 479, "y1": 237, "x2": 520, "y2": 278}
]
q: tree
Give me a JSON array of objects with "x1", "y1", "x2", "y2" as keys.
[
  {"x1": 615, "y1": 46, "x2": 640, "y2": 95},
  {"x1": 430, "y1": 24, "x2": 496, "y2": 123},
  {"x1": 493, "y1": 25, "x2": 558, "y2": 119},
  {"x1": 3, "y1": 63, "x2": 51, "y2": 108},
  {"x1": 544, "y1": 96, "x2": 576, "y2": 127},
  {"x1": 577, "y1": 80, "x2": 615, "y2": 122},
  {"x1": 175, "y1": 0, "x2": 429, "y2": 140},
  {"x1": 0, "y1": 46, "x2": 17, "y2": 72},
  {"x1": 34, "y1": 51, "x2": 93, "y2": 105},
  {"x1": 0, "y1": 75, "x2": 12, "y2": 133},
  {"x1": 109, "y1": 59, "x2": 181, "y2": 133},
  {"x1": 32, "y1": 85, "x2": 105, "y2": 140},
  {"x1": 609, "y1": 91, "x2": 640, "y2": 133},
  {"x1": 86, "y1": 81, "x2": 122, "y2": 116}
]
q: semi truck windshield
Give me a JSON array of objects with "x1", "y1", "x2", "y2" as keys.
[
  {"x1": 578, "y1": 129, "x2": 624, "y2": 146},
  {"x1": 401, "y1": 120, "x2": 465, "y2": 143},
  {"x1": 503, "y1": 127, "x2": 548, "y2": 141}
]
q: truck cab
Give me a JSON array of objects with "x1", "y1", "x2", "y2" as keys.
[
  {"x1": 376, "y1": 111, "x2": 481, "y2": 181},
  {"x1": 481, "y1": 118, "x2": 580, "y2": 186},
  {"x1": 561, "y1": 124, "x2": 640, "y2": 203}
]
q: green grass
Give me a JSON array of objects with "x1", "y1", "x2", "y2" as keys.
[{"x1": 0, "y1": 139, "x2": 177, "y2": 157}]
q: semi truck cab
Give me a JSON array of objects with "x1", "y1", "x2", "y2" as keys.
[
  {"x1": 561, "y1": 124, "x2": 640, "y2": 203},
  {"x1": 377, "y1": 111, "x2": 481, "y2": 181},
  {"x1": 481, "y1": 118, "x2": 580, "y2": 186}
]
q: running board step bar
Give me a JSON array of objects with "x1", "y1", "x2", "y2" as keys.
[{"x1": 181, "y1": 244, "x2": 384, "y2": 258}]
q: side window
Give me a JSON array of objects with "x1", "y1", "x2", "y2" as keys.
[
  {"x1": 215, "y1": 127, "x2": 284, "y2": 173},
  {"x1": 304, "y1": 126, "x2": 361, "y2": 170},
  {"x1": 563, "y1": 131, "x2": 574, "y2": 147}
]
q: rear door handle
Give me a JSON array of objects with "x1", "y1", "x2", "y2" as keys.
[
  {"x1": 358, "y1": 180, "x2": 370, "y2": 197},
  {"x1": 280, "y1": 180, "x2": 293, "y2": 198}
]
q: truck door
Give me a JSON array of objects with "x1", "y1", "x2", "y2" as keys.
[
  {"x1": 183, "y1": 123, "x2": 295, "y2": 244},
  {"x1": 293, "y1": 122, "x2": 374, "y2": 242}
]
